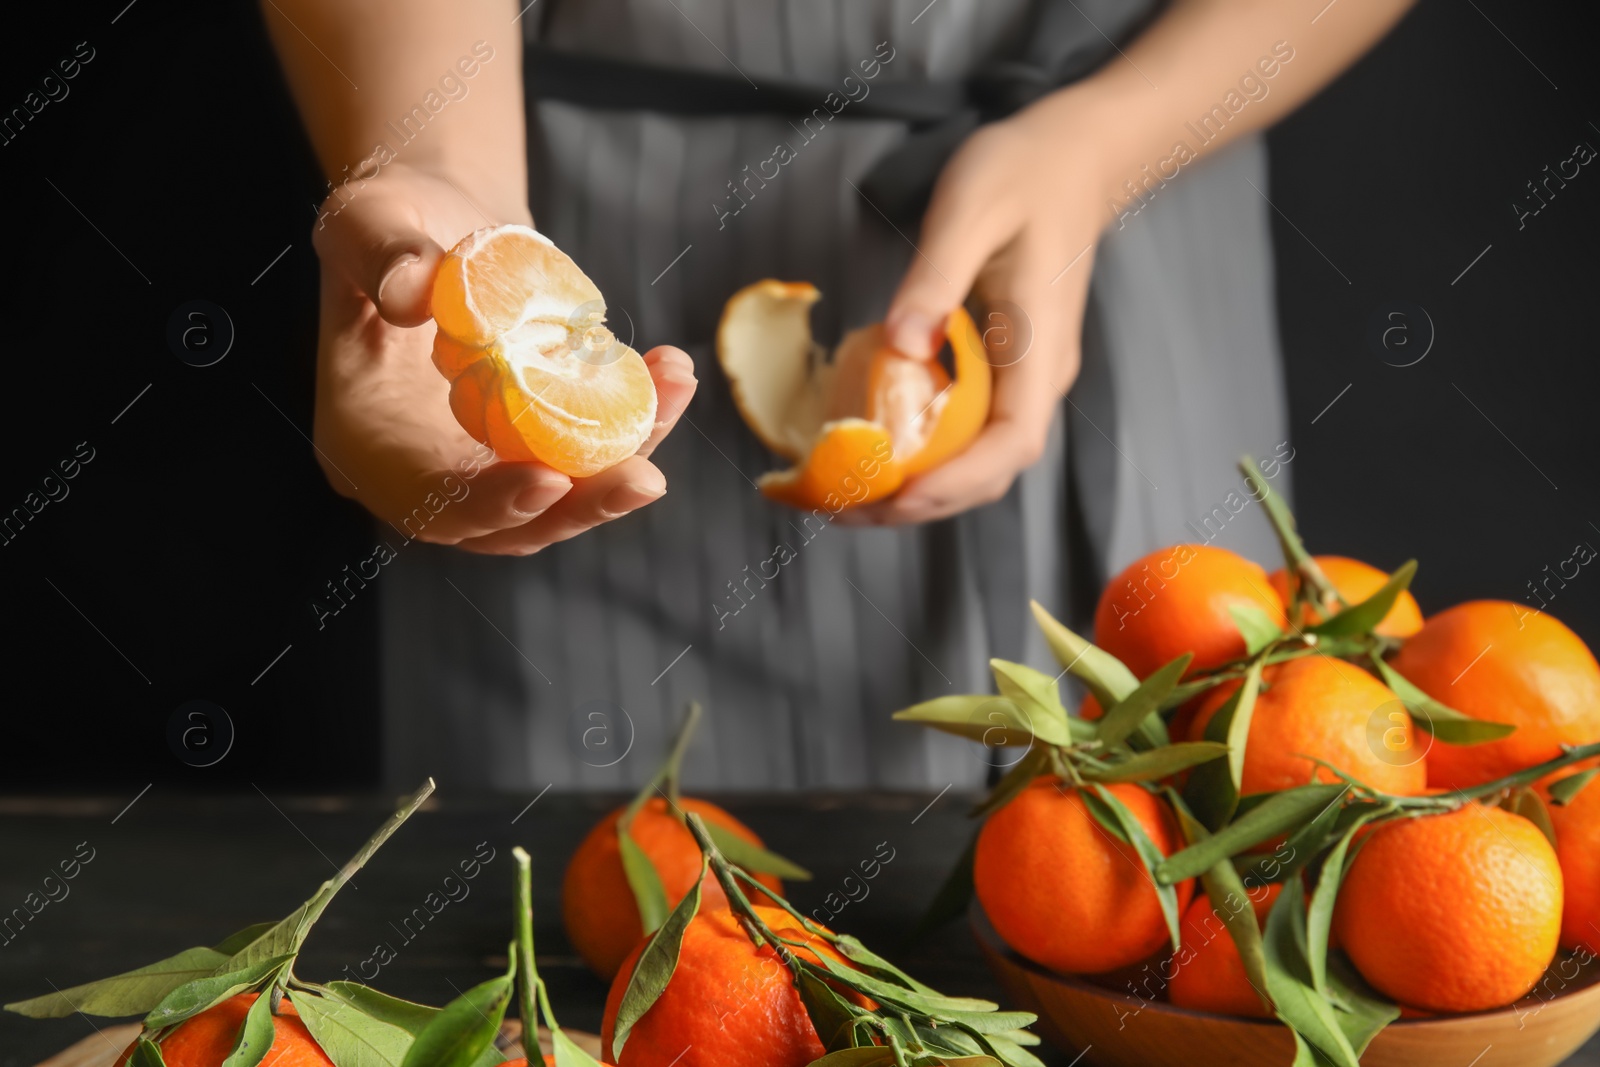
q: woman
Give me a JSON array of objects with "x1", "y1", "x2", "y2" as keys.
[{"x1": 265, "y1": 0, "x2": 1413, "y2": 791}]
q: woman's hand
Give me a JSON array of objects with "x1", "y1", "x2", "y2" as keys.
[
  {"x1": 311, "y1": 162, "x2": 698, "y2": 555},
  {"x1": 845, "y1": 99, "x2": 1116, "y2": 526}
]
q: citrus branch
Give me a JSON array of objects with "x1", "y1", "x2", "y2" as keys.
[{"x1": 1238, "y1": 455, "x2": 1345, "y2": 613}]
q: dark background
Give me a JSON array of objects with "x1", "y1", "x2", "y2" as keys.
[{"x1": 1, "y1": 0, "x2": 1596, "y2": 792}]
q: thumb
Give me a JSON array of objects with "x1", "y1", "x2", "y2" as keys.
[
  {"x1": 313, "y1": 189, "x2": 446, "y2": 328},
  {"x1": 884, "y1": 162, "x2": 1012, "y2": 360}
]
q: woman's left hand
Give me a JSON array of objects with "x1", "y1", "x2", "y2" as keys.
[{"x1": 844, "y1": 97, "x2": 1116, "y2": 525}]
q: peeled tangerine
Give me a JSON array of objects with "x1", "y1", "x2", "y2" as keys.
[
  {"x1": 431, "y1": 225, "x2": 657, "y2": 477},
  {"x1": 716, "y1": 281, "x2": 991, "y2": 510}
]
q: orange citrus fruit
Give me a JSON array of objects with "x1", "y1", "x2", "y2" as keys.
[
  {"x1": 716, "y1": 281, "x2": 991, "y2": 510},
  {"x1": 431, "y1": 225, "x2": 657, "y2": 477},
  {"x1": 1333, "y1": 804, "x2": 1563, "y2": 1013},
  {"x1": 1094, "y1": 545, "x2": 1287, "y2": 679},
  {"x1": 563, "y1": 796, "x2": 783, "y2": 979},
  {"x1": 1168, "y1": 883, "x2": 1281, "y2": 1018},
  {"x1": 599, "y1": 904, "x2": 860, "y2": 1067},
  {"x1": 1549, "y1": 775, "x2": 1600, "y2": 954},
  {"x1": 974, "y1": 778, "x2": 1194, "y2": 974},
  {"x1": 115, "y1": 994, "x2": 330, "y2": 1067},
  {"x1": 1389, "y1": 601, "x2": 1600, "y2": 789},
  {"x1": 1186, "y1": 655, "x2": 1428, "y2": 796},
  {"x1": 1267, "y1": 555, "x2": 1423, "y2": 637}
]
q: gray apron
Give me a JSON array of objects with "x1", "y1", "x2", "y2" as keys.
[{"x1": 380, "y1": 0, "x2": 1290, "y2": 791}]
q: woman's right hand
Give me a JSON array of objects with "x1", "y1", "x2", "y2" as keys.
[{"x1": 309, "y1": 163, "x2": 698, "y2": 555}]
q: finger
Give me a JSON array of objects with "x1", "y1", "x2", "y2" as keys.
[
  {"x1": 383, "y1": 461, "x2": 574, "y2": 545},
  {"x1": 884, "y1": 137, "x2": 1016, "y2": 359},
  {"x1": 455, "y1": 456, "x2": 666, "y2": 555},
  {"x1": 858, "y1": 249, "x2": 1083, "y2": 525},
  {"x1": 313, "y1": 188, "x2": 446, "y2": 328},
  {"x1": 637, "y1": 345, "x2": 699, "y2": 459}
]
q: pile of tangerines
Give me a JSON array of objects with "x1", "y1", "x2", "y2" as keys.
[{"x1": 897, "y1": 457, "x2": 1599, "y2": 1065}]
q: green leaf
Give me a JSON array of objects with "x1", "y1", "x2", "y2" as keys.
[
  {"x1": 319, "y1": 984, "x2": 438, "y2": 1037},
  {"x1": 806, "y1": 1050, "x2": 897, "y2": 1067},
  {"x1": 1261, "y1": 878, "x2": 1361, "y2": 1067},
  {"x1": 1089, "y1": 785, "x2": 1182, "y2": 951},
  {"x1": 293, "y1": 990, "x2": 414, "y2": 1067},
  {"x1": 990, "y1": 659, "x2": 1069, "y2": 724},
  {"x1": 703, "y1": 821, "x2": 811, "y2": 881},
  {"x1": 212, "y1": 923, "x2": 279, "y2": 957},
  {"x1": 1183, "y1": 659, "x2": 1262, "y2": 830},
  {"x1": 226, "y1": 779, "x2": 436, "y2": 971},
  {"x1": 904, "y1": 831, "x2": 977, "y2": 945},
  {"x1": 830, "y1": 936, "x2": 945, "y2": 998},
  {"x1": 1168, "y1": 794, "x2": 1271, "y2": 1014},
  {"x1": 1095, "y1": 653, "x2": 1192, "y2": 749},
  {"x1": 1229, "y1": 603, "x2": 1283, "y2": 655},
  {"x1": 617, "y1": 825, "x2": 669, "y2": 935},
  {"x1": 611, "y1": 853, "x2": 705, "y2": 1057},
  {"x1": 1308, "y1": 561, "x2": 1416, "y2": 637},
  {"x1": 1081, "y1": 742, "x2": 1228, "y2": 784},
  {"x1": 143, "y1": 955, "x2": 293, "y2": 1030},
  {"x1": 549, "y1": 1026, "x2": 608, "y2": 1067},
  {"x1": 1550, "y1": 768, "x2": 1599, "y2": 805},
  {"x1": 4, "y1": 946, "x2": 229, "y2": 1019},
  {"x1": 808, "y1": 953, "x2": 997, "y2": 1015},
  {"x1": 1224, "y1": 659, "x2": 1265, "y2": 794},
  {"x1": 128, "y1": 1038, "x2": 169, "y2": 1067},
  {"x1": 1238, "y1": 793, "x2": 1352, "y2": 883},
  {"x1": 398, "y1": 966, "x2": 513, "y2": 1067},
  {"x1": 220, "y1": 988, "x2": 278, "y2": 1067},
  {"x1": 1157, "y1": 784, "x2": 1349, "y2": 885},
  {"x1": 1306, "y1": 815, "x2": 1376, "y2": 998},
  {"x1": 1369, "y1": 657, "x2": 1516, "y2": 744},
  {"x1": 1507, "y1": 788, "x2": 1558, "y2": 848},
  {"x1": 1029, "y1": 600, "x2": 1141, "y2": 706},
  {"x1": 935, "y1": 1010, "x2": 1038, "y2": 1034},
  {"x1": 798, "y1": 968, "x2": 863, "y2": 1051},
  {"x1": 1324, "y1": 954, "x2": 1400, "y2": 1056},
  {"x1": 892, "y1": 695, "x2": 1070, "y2": 748},
  {"x1": 975, "y1": 1030, "x2": 1047, "y2": 1067},
  {"x1": 971, "y1": 747, "x2": 1049, "y2": 819}
]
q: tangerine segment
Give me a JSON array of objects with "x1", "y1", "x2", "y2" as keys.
[
  {"x1": 899, "y1": 307, "x2": 991, "y2": 476},
  {"x1": 432, "y1": 224, "x2": 602, "y2": 348},
  {"x1": 758, "y1": 418, "x2": 904, "y2": 510}
]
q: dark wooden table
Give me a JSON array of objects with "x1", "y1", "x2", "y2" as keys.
[{"x1": 2, "y1": 791, "x2": 1596, "y2": 1067}]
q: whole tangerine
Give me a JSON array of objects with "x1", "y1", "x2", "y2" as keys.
[
  {"x1": 115, "y1": 994, "x2": 330, "y2": 1067},
  {"x1": 563, "y1": 796, "x2": 782, "y2": 979},
  {"x1": 1389, "y1": 601, "x2": 1600, "y2": 789},
  {"x1": 1333, "y1": 804, "x2": 1563, "y2": 1013},
  {"x1": 974, "y1": 778, "x2": 1194, "y2": 974},
  {"x1": 1267, "y1": 555, "x2": 1424, "y2": 637},
  {"x1": 1094, "y1": 545, "x2": 1287, "y2": 679}
]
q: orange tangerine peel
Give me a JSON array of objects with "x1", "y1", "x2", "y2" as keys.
[
  {"x1": 430, "y1": 225, "x2": 657, "y2": 478},
  {"x1": 716, "y1": 280, "x2": 991, "y2": 510}
]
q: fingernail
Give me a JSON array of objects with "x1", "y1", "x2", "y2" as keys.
[
  {"x1": 376, "y1": 253, "x2": 420, "y2": 307},
  {"x1": 512, "y1": 474, "x2": 568, "y2": 516},
  {"x1": 602, "y1": 481, "x2": 665, "y2": 516},
  {"x1": 887, "y1": 312, "x2": 941, "y2": 360}
]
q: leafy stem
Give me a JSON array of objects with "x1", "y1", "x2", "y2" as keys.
[{"x1": 1238, "y1": 455, "x2": 1345, "y2": 614}]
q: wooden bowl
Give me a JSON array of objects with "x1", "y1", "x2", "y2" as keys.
[{"x1": 971, "y1": 904, "x2": 1600, "y2": 1067}]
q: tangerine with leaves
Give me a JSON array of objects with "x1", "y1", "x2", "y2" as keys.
[
  {"x1": 114, "y1": 994, "x2": 330, "y2": 1067},
  {"x1": 1549, "y1": 774, "x2": 1600, "y2": 955},
  {"x1": 1268, "y1": 555, "x2": 1424, "y2": 637},
  {"x1": 563, "y1": 796, "x2": 783, "y2": 979},
  {"x1": 431, "y1": 225, "x2": 657, "y2": 477},
  {"x1": 1390, "y1": 601, "x2": 1600, "y2": 789},
  {"x1": 600, "y1": 904, "x2": 860, "y2": 1067},
  {"x1": 974, "y1": 778, "x2": 1194, "y2": 975},
  {"x1": 1333, "y1": 803, "x2": 1563, "y2": 1013},
  {"x1": 1168, "y1": 883, "x2": 1282, "y2": 1018},
  {"x1": 1094, "y1": 544, "x2": 1287, "y2": 679},
  {"x1": 1186, "y1": 655, "x2": 1428, "y2": 796}
]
